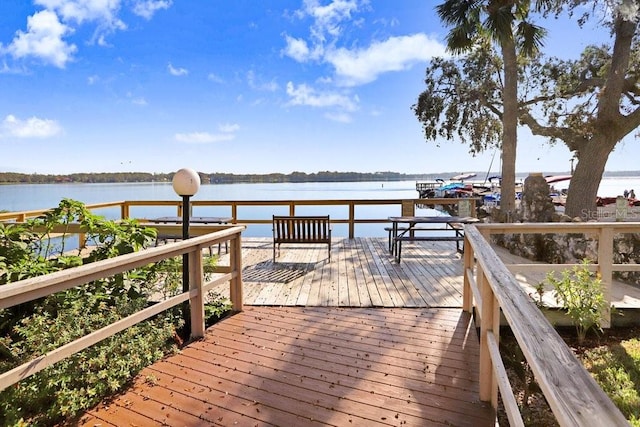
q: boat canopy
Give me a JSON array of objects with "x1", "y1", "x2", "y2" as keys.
[
  {"x1": 451, "y1": 172, "x2": 477, "y2": 181},
  {"x1": 545, "y1": 175, "x2": 572, "y2": 184}
]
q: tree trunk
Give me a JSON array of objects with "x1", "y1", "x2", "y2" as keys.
[
  {"x1": 499, "y1": 36, "x2": 518, "y2": 220},
  {"x1": 564, "y1": 137, "x2": 616, "y2": 219}
]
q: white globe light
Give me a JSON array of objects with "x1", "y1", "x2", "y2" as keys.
[{"x1": 172, "y1": 168, "x2": 201, "y2": 196}]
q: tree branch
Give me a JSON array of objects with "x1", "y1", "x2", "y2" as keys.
[{"x1": 519, "y1": 110, "x2": 585, "y2": 152}]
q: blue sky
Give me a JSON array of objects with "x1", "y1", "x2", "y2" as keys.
[{"x1": 0, "y1": 1, "x2": 635, "y2": 175}]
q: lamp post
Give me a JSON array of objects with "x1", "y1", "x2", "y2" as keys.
[{"x1": 172, "y1": 168, "x2": 201, "y2": 334}]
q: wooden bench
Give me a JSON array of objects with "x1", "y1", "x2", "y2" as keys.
[
  {"x1": 393, "y1": 223, "x2": 465, "y2": 263},
  {"x1": 272, "y1": 215, "x2": 332, "y2": 262}
]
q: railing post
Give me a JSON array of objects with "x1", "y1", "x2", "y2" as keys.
[
  {"x1": 229, "y1": 235, "x2": 243, "y2": 312},
  {"x1": 190, "y1": 248, "x2": 205, "y2": 339},
  {"x1": 348, "y1": 202, "x2": 355, "y2": 239},
  {"x1": 598, "y1": 226, "x2": 614, "y2": 328},
  {"x1": 478, "y1": 267, "x2": 496, "y2": 404},
  {"x1": 462, "y1": 234, "x2": 474, "y2": 312},
  {"x1": 121, "y1": 202, "x2": 129, "y2": 220},
  {"x1": 78, "y1": 233, "x2": 87, "y2": 249}
]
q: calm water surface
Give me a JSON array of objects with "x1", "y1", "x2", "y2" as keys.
[
  {"x1": 2, "y1": 177, "x2": 639, "y2": 237},
  {"x1": 0, "y1": 180, "x2": 423, "y2": 237}
]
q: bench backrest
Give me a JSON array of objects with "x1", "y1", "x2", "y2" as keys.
[{"x1": 273, "y1": 215, "x2": 331, "y2": 243}]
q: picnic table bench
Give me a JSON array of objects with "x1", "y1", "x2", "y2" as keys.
[
  {"x1": 148, "y1": 216, "x2": 232, "y2": 254},
  {"x1": 272, "y1": 215, "x2": 332, "y2": 262},
  {"x1": 388, "y1": 216, "x2": 479, "y2": 263}
]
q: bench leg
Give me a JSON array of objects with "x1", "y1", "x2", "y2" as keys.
[{"x1": 395, "y1": 239, "x2": 402, "y2": 263}]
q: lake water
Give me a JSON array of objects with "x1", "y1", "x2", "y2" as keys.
[
  {"x1": 2, "y1": 177, "x2": 639, "y2": 237},
  {"x1": 0, "y1": 180, "x2": 423, "y2": 237}
]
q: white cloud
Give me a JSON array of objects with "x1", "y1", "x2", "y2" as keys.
[
  {"x1": 282, "y1": 35, "x2": 311, "y2": 62},
  {"x1": 247, "y1": 70, "x2": 279, "y2": 92},
  {"x1": 131, "y1": 97, "x2": 147, "y2": 106},
  {"x1": 325, "y1": 34, "x2": 449, "y2": 86},
  {"x1": 285, "y1": 0, "x2": 364, "y2": 62},
  {"x1": 286, "y1": 82, "x2": 358, "y2": 112},
  {"x1": 1, "y1": 114, "x2": 63, "y2": 138},
  {"x1": 300, "y1": 0, "x2": 362, "y2": 40},
  {"x1": 132, "y1": 0, "x2": 172, "y2": 20},
  {"x1": 175, "y1": 123, "x2": 239, "y2": 144},
  {"x1": 5, "y1": 10, "x2": 77, "y2": 68},
  {"x1": 168, "y1": 62, "x2": 188, "y2": 76},
  {"x1": 3, "y1": 0, "x2": 168, "y2": 68},
  {"x1": 324, "y1": 112, "x2": 352, "y2": 123},
  {"x1": 36, "y1": 0, "x2": 122, "y2": 24},
  {"x1": 207, "y1": 73, "x2": 224, "y2": 83},
  {"x1": 219, "y1": 123, "x2": 240, "y2": 133},
  {"x1": 175, "y1": 132, "x2": 233, "y2": 144},
  {"x1": 35, "y1": 0, "x2": 126, "y2": 44},
  {"x1": 284, "y1": 2, "x2": 446, "y2": 87}
]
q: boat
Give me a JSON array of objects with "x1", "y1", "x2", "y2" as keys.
[{"x1": 545, "y1": 175, "x2": 571, "y2": 207}]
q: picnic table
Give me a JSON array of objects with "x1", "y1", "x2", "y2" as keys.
[
  {"x1": 148, "y1": 216, "x2": 233, "y2": 253},
  {"x1": 388, "y1": 216, "x2": 479, "y2": 263}
]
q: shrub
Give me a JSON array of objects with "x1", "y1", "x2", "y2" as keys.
[
  {"x1": 545, "y1": 260, "x2": 608, "y2": 343},
  {"x1": 0, "y1": 199, "x2": 229, "y2": 425}
]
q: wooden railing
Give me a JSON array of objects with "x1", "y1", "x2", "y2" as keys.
[
  {"x1": 0, "y1": 198, "x2": 477, "y2": 238},
  {"x1": 0, "y1": 225, "x2": 246, "y2": 393},
  {"x1": 463, "y1": 223, "x2": 632, "y2": 426}
]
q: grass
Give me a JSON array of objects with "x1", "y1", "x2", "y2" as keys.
[
  {"x1": 578, "y1": 337, "x2": 640, "y2": 426},
  {"x1": 500, "y1": 327, "x2": 640, "y2": 426}
]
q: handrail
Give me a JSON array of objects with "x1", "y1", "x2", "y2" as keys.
[
  {"x1": 463, "y1": 223, "x2": 630, "y2": 426},
  {"x1": 0, "y1": 198, "x2": 478, "y2": 238},
  {"x1": 0, "y1": 225, "x2": 246, "y2": 393},
  {"x1": 473, "y1": 222, "x2": 640, "y2": 328}
]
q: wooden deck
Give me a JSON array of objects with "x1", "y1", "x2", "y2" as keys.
[
  {"x1": 79, "y1": 238, "x2": 498, "y2": 426},
  {"x1": 80, "y1": 306, "x2": 493, "y2": 426},
  {"x1": 211, "y1": 237, "x2": 467, "y2": 308},
  {"x1": 75, "y1": 237, "x2": 640, "y2": 426}
]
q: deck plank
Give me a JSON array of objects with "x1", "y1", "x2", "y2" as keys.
[
  {"x1": 210, "y1": 238, "x2": 466, "y2": 309},
  {"x1": 81, "y1": 306, "x2": 494, "y2": 427},
  {"x1": 79, "y1": 236, "x2": 640, "y2": 426}
]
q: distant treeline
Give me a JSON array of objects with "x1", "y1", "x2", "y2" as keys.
[
  {"x1": 0, "y1": 171, "x2": 434, "y2": 184},
  {"x1": 0, "y1": 170, "x2": 636, "y2": 184}
]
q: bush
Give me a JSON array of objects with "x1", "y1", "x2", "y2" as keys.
[
  {"x1": 545, "y1": 260, "x2": 608, "y2": 343},
  {"x1": 0, "y1": 199, "x2": 229, "y2": 425}
]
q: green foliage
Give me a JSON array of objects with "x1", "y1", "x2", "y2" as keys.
[
  {"x1": 580, "y1": 338, "x2": 640, "y2": 425},
  {"x1": 413, "y1": 46, "x2": 504, "y2": 156},
  {"x1": 545, "y1": 260, "x2": 608, "y2": 343},
  {"x1": 0, "y1": 199, "x2": 229, "y2": 425},
  {"x1": 0, "y1": 293, "x2": 181, "y2": 426},
  {"x1": 205, "y1": 291, "x2": 231, "y2": 324}
]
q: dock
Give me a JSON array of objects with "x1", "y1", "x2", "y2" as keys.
[
  {"x1": 79, "y1": 238, "x2": 493, "y2": 426},
  {"x1": 78, "y1": 237, "x2": 640, "y2": 426}
]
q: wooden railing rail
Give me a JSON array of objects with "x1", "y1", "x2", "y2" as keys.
[
  {"x1": 463, "y1": 223, "x2": 630, "y2": 426},
  {"x1": 473, "y1": 222, "x2": 640, "y2": 328},
  {"x1": 1, "y1": 198, "x2": 478, "y2": 239},
  {"x1": 0, "y1": 225, "x2": 246, "y2": 393}
]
